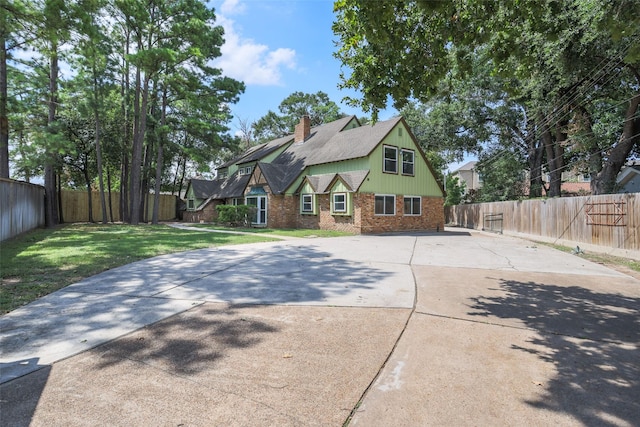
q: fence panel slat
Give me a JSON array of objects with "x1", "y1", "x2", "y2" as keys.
[{"x1": 446, "y1": 193, "x2": 640, "y2": 252}]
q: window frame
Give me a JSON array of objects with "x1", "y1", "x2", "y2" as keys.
[
  {"x1": 401, "y1": 149, "x2": 415, "y2": 176},
  {"x1": 383, "y1": 145, "x2": 398, "y2": 174},
  {"x1": 187, "y1": 199, "x2": 195, "y2": 210},
  {"x1": 332, "y1": 192, "x2": 347, "y2": 213},
  {"x1": 403, "y1": 196, "x2": 421, "y2": 216},
  {"x1": 301, "y1": 193, "x2": 314, "y2": 214},
  {"x1": 374, "y1": 194, "x2": 396, "y2": 216}
]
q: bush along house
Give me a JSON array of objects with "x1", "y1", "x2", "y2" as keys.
[{"x1": 184, "y1": 115, "x2": 445, "y2": 234}]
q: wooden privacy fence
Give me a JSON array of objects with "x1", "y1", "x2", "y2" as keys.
[
  {"x1": 61, "y1": 190, "x2": 178, "y2": 223},
  {"x1": 0, "y1": 178, "x2": 46, "y2": 241},
  {"x1": 445, "y1": 193, "x2": 640, "y2": 252}
]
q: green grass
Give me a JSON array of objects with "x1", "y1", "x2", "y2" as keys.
[
  {"x1": 541, "y1": 242, "x2": 640, "y2": 273},
  {"x1": 188, "y1": 224, "x2": 355, "y2": 238},
  {"x1": 0, "y1": 224, "x2": 277, "y2": 314}
]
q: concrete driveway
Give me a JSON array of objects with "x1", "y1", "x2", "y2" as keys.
[{"x1": 1, "y1": 229, "x2": 638, "y2": 426}]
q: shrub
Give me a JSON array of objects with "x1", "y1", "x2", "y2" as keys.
[{"x1": 216, "y1": 205, "x2": 255, "y2": 226}]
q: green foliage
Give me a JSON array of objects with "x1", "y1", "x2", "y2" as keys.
[
  {"x1": 216, "y1": 204, "x2": 255, "y2": 226},
  {"x1": 444, "y1": 174, "x2": 465, "y2": 206},
  {"x1": 333, "y1": 0, "x2": 640, "y2": 196},
  {"x1": 475, "y1": 151, "x2": 528, "y2": 202},
  {"x1": 252, "y1": 91, "x2": 345, "y2": 141}
]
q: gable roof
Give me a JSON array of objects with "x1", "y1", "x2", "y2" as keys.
[
  {"x1": 300, "y1": 170, "x2": 370, "y2": 194},
  {"x1": 218, "y1": 134, "x2": 293, "y2": 169},
  {"x1": 617, "y1": 164, "x2": 640, "y2": 187},
  {"x1": 452, "y1": 161, "x2": 478, "y2": 173},
  {"x1": 189, "y1": 179, "x2": 220, "y2": 199},
  {"x1": 187, "y1": 173, "x2": 250, "y2": 209},
  {"x1": 259, "y1": 116, "x2": 400, "y2": 194}
]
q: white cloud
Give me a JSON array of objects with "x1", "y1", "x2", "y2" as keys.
[
  {"x1": 220, "y1": 0, "x2": 245, "y2": 15},
  {"x1": 214, "y1": 7, "x2": 297, "y2": 86}
]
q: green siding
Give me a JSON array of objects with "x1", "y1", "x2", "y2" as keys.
[
  {"x1": 360, "y1": 122, "x2": 443, "y2": 197},
  {"x1": 343, "y1": 117, "x2": 360, "y2": 130},
  {"x1": 286, "y1": 158, "x2": 371, "y2": 195},
  {"x1": 284, "y1": 121, "x2": 443, "y2": 198},
  {"x1": 261, "y1": 142, "x2": 293, "y2": 164},
  {"x1": 185, "y1": 185, "x2": 205, "y2": 210}
]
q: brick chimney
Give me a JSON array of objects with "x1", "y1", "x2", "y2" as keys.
[{"x1": 294, "y1": 115, "x2": 311, "y2": 143}]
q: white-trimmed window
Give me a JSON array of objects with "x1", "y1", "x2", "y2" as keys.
[
  {"x1": 401, "y1": 149, "x2": 414, "y2": 176},
  {"x1": 403, "y1": 196, "x2": 421, "y2": 216},
  {"x1": 301, "y1": 194, "x2": 314, "y2": 213},
  {"x1": 375, "y1": 195, "x2": 395, "y2": 215},
  {"x1": 383, "y1": 145, "x2": 398, "y2": 174},
  {"x1": 187, "y1": 199, "x2": 195, "y2": 210},
  {"x1": 332, "y1": 193, "x2": 347, "y2": 213}
]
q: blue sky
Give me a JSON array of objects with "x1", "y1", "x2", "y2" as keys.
[{"x1": 208, "y1": 0, "x2": 398, "y2": 129}]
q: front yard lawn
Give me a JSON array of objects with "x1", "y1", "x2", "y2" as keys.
[{"x1": 0, "y1": 224, "x2": 277, "y2": 314}]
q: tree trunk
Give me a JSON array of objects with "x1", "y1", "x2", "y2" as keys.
[
  {"x1": 120, "y1": 29, "x2": 130, "y2": 223},
  {"x1": 94, "y1": 78, "x2": 107, "y2": 224},
  {"x1": 542, "y1": 123, "x2": 563, "y2": 198},
  {"x1": 129, "y1": 65, "x2": 147, "y2": 225},
  {"x1": 152, "y1": 86, "x2": 167, "y2": 224},
  {"x1": 85, "y1": 166, "x2": 94, "y2": 223},
  {"x1": 592, "y1": 92, "x2": 640, "y2": 194},
  {"x1": 0, "y1": 33, "x2": 9, "y2": 178},
  {"x1": 57, "y1": 173, "x2": 63, "y2": 223},
  {"x1": 44, "y1": 40, "x2": 59, "y2": 227},
  {"x1": 107, "y1": 165, "x2": 114, "y2": 222},
  {"x1": 527, "y1": 117, "x2": 544, "y2": 198},
  {"x1": 178, "y1": 151, "x2": 187, "y2": 197}
]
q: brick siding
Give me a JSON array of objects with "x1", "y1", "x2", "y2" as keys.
[
  {"x1": 183, "y1": 200, "x2": 223, "y2": 223},
  {"x1": 359, "y1": 193, "x2": 444, "y2": 234}
]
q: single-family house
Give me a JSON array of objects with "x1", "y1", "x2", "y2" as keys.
[
  {"x1": 184, "y1": 115, "x2": 445, "y2": 234},
  {"x1": 451, "y1": 161, "x2": 482, "y2": 195},
  {"x1": 616, "y1": 161, "x2": 640, "y2": 193}
]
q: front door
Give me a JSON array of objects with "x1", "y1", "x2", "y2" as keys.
[{"x1": 246, "y1": 196, "x2": 267, "y2": 226}]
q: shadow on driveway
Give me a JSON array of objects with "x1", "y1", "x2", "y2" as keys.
[{"x1": 469, "y1": 279, "x2": 640, "y2": 426}]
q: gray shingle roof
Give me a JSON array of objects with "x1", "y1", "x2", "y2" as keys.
[
  {"x1": 189, "y1": 179, "x2": 221, "y2": 199},
  {"x1": 267, "y1": 116, "x2": 400, "y2": 193},
  {"x1": 301, "y1": 170, "x2": 369, "y2": 194},
  {"x1": 205, "y1": 115, "x2": 404, "y2": 198},
  {"x1": 218, "y1": 134, "x2": 293, "y2": 169}
]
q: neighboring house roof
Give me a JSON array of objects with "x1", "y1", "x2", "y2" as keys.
[
  {"x1": 616, "y1": 162, "x2": 640, "y2": 191},
  {"x1": 452, "y1": 161, "x2": 478, "y2": 173},
  {"x1": 617, "y1": 165, "x2": 640, "y2": 186}
]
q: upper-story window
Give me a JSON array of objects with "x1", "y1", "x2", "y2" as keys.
[
  {"x1": 401, "y1": 149, "x2": 414, "y2": 176},
  {"x1": 383, "y1": 146, "x2": 398, "y2": 174},
  {"x1": 187, "y1": 199, "x2": 195, "y2": 210},
  {"x1": 238, "y1": 166, "x2": 253, "y2": 176}
]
